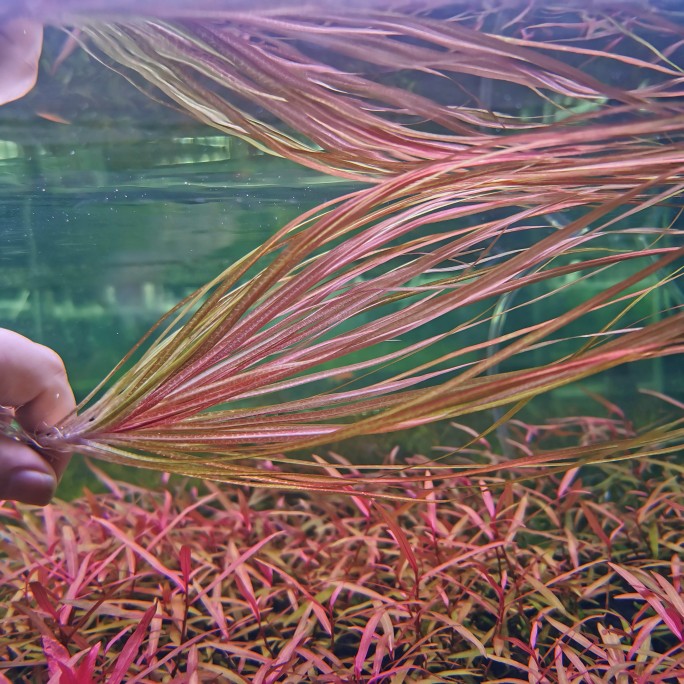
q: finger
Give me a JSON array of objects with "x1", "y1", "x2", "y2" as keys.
[
  {"x1": 0, "y1": 434, "x2": 57, "y2": 505},
  {"x1": 0, "y1": 329, "x2": 76, "y2": 480},
  {"x1": 0, "y1": 17, "x2": 43, "y2": 105}
]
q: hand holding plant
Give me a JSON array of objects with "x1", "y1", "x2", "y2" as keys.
[{"x1": 0, "y1": 329, "x2": 75, "y2": 505}]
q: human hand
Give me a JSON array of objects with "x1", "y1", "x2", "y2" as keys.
[{"x1": 0, "y1": 329, "x2": 75, "y2": 505}]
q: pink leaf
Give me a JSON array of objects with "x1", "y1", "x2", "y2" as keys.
[
  {"x1": 41, "y1": 634, "x2": 71, "y2": 679},
  {"x1": 479, "y1": 480, "x2": 496, "y2": 520},
  {"x1": 74, "y1": 643, "x2": 101, "y2": 684},
  {"x1": 234, "y1": 565, "x2": 260, "y2": 622},
  {"x1": 354, "y1": 610, "x2": 384, "y2": 677},
  {"x1": 610, "y1": 563, "x2": 684, "y2": 639},
  {"x1": 557, "y1": 467, "x2": 580, "y2": 499}
]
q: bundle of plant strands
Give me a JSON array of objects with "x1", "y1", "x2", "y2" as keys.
[
  {"x1": 1, "y1": 415, "x2": 683, "y2": 681},
  {"x1": 61, "y1": 0, "x2": 684, "y2": 180},
  {"x1": 2, "y1": 0, "x2": 682, "y2": 494},
  {"x1": 3, "y1": 118, "x2": 681, "y2": 496}
]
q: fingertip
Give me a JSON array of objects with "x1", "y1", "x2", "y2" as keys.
[
  {"x1": 3, "y1": 469, "x2": 56, "y2": 506},
  {"x1": 14, "y1": 341, "x2": 76, "y2": 432},
  {"x1": 0, "y1": 435, "x2": 57, "y2": 505}
]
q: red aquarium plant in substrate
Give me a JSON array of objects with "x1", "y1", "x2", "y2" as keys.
[{"x1": 1, "y1": 413, "x2": 683, "y2": 681}]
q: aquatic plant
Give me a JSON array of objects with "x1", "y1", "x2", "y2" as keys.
[
  {"x1": 2, "y1": 0, "x2": 683, "y2": 495},
  {"x1": 1, "y1": 3, "x2": 682, "y2": 680},
  {"x1": 1, "y1": 119, "x2": 673, "y2": 496},
  {"x1": 72, "y1": 1, "x2": 684, "y2": 180},
  {"x1": 1, "y1": 414, "x2": 683, "y2": 681}
]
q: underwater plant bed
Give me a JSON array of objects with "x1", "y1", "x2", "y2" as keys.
[
  {"x1": 1, "y1": 419, "x2": 682, "y2": 683},
  {"x1": 0, "y1": 2, "x2": 683, "y2": 682}
]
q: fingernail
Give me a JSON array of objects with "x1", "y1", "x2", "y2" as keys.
[{"x1": 1, "y1": 470, "x2": 56, "y2": 506}]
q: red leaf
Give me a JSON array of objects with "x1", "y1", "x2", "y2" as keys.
[
  {"x1": 375, "y1": 503, "x2": 419, "y2": 581},
  {"x1": 580, "y1": 502, "x2": 611, "y2": 550},
  {"x1": 107, "y1": 602, "x2": 157, "y2": 684},
  {"x1": 179, "y1": 544, "x2": 192, "y2": 591},
  {"x1": 30, "y1": 582, "x2": 60, "y2": 620}
]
